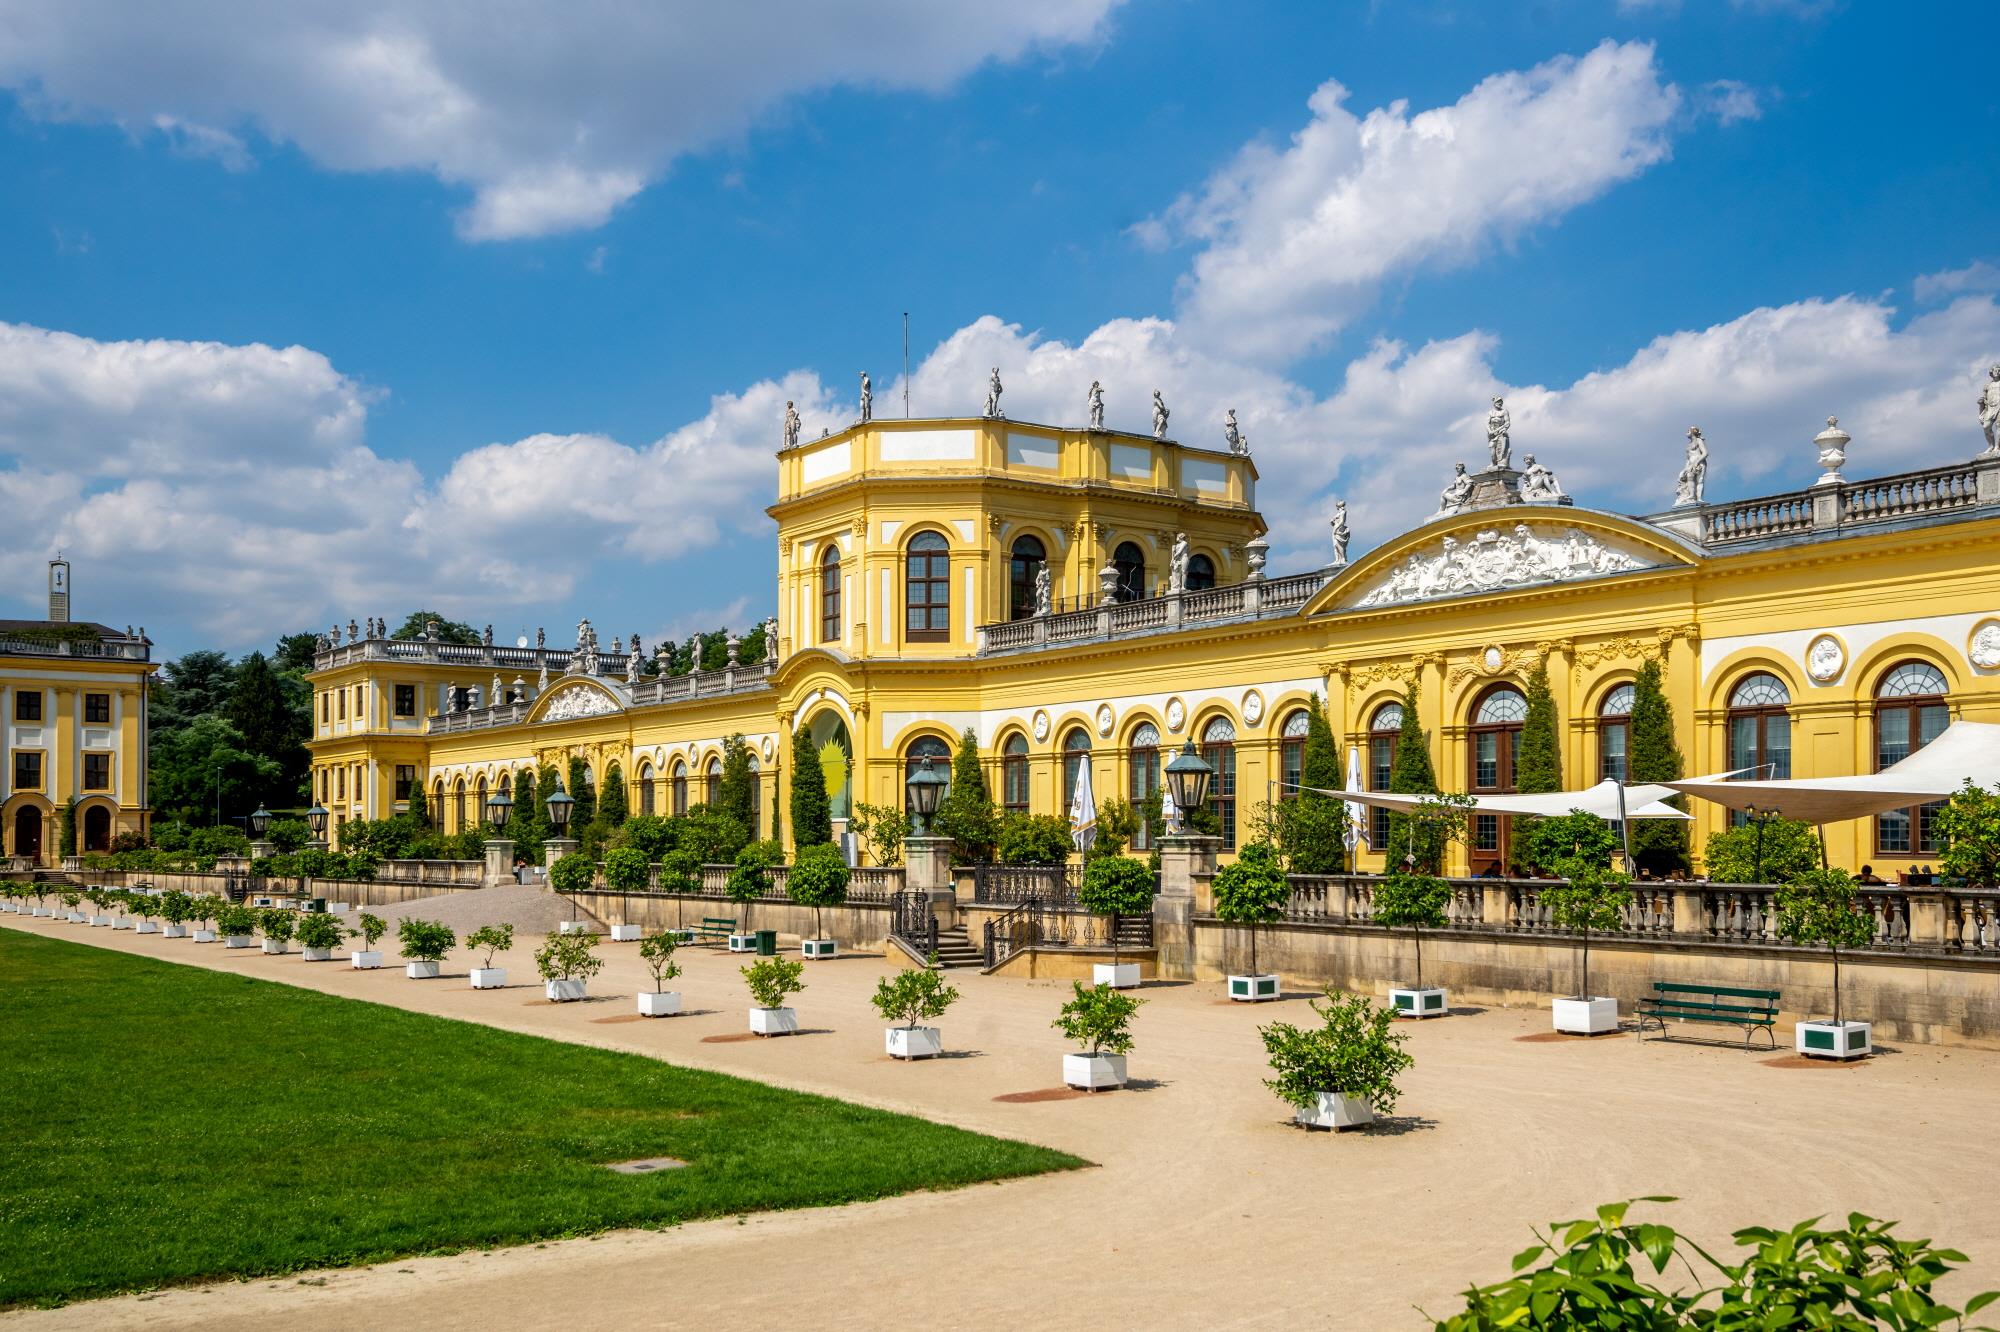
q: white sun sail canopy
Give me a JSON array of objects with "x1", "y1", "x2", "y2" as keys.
[
  {"x1": 1659, "y1": 720, "x2": 2000, "y2": 823},
  {"x1": 1293, "y1": 777, "x2": 1692, "y2": 821}
]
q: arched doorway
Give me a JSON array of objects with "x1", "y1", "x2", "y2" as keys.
[
  {"x1": 83, "y1": 804, "x2": 112, "y2": 853},
  {"x1": 805, "y1": 711, "x2": 854, "y2": 823},
  {"x1": 13, "y1": 806, "x2": 43, "y2": 864},
  {"x1": 1112, "y1": 542, "x2": 1146, "y2": 604}
]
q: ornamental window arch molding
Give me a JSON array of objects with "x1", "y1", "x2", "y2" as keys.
[{"x1": 1850, "y1": 634, "x2": 1964, "y2": 701}]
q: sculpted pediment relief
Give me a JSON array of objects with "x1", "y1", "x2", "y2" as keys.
[
  {"x1": 1348, "y1": 523, "x2": 1666, "y2": 609},
  {"x1": 538, "y1": 683, "x2": 622, "y2": 722}
]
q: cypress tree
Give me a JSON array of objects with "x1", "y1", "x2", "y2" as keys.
[
  {"x1": 789, "y1": 727, "x2": 832, "y2": 850},
  {"x1": 1280, "y1": 694, "x2": 1347, "y2": 874},
  {"x1": 1628, "y1": 658, "x2": 1690, "y2": 872},
  {"x1": 1515, "y1": 664, "x2": 1563, "y2": 794},
  {"x1": 506, "y1": 766, "x2": 544, "y2": 860},
  {"x1": 716, "y1": 735, "x2": 758, "y2": 836},
  {"x1": 1301, "y1": 693, "x2": 1341, "y2": 794},
  {"x1": 932, "y1": 728, "x2": 999, "y2": 863},
  {"x1": 566, "y1": 755, "x2": 596, "y2": 827},
  {"x1": 598, "y1": 760, "x2": 629, "y2": 828},
  {"x1": 1384, "y1": 680, "x2": 1439, "y2": 870},
  {"x1": 407, "y1": 779, "x2": 430, "y2": 828}
]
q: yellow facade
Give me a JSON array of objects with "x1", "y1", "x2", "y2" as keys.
[
  {"x1": 2, "y1": 583, "x2": 154, "y2": 866},
  {"x1": 311, "y1": 412, "x2": 2000, "y2": 878}
]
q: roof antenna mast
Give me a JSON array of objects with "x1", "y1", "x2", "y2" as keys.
[{"x1": 902, "y1": 312, "x2": 910, "y2": 419}]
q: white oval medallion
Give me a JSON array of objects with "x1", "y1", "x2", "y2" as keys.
[
  {"x1": 1482, "y1": 646, "x2": 1503, "y2": 672},
  {"x1": 1165, "y1": 697, "x2": 1187, "y2": 733},
  {"x1": 1241, "y1": 690, "x2": 1265, "y2": 725},
  {"x1": 761, "y1": 738, "x2": 776, "y2": 762},
  {"x1": 1095, "y1": 703, "x2": 1115, "y2": 737},
  {"x1": 1969, "y1": 621, "x2": 2000, "y2": 671},
  {"x1": 1032, "y1": 709, "x2": 1051, "y2": 743},
  {"x1": 1805, "y1": 633, "x2": 1845, "y2": 683}
]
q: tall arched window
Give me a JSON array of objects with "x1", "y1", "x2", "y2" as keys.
[
  {"x1": 1202, "y1": 716, "x2": 1238, "y2": 852},
  {"x1": 1279, "y1": 709, "x2": 1311, "y2": 801},
  {"x1": 1129, "y1": 721, "x2": 1161, "y2": 851},
  {"x1": 820, "y1": 545, "x2": 842, "y2": 644},
  {"x1": 428, "y1": 781, "x2": 444, "y2": 829},
  {"x1": 1112, "y1": 541, "x2": 1146, "y2": 604},
  {"x1": 1599, "y1": 684, "x2": 1635, "y2": 783},
  {"x1": 475, "y1": 776, "x2": 489, "y2": 830},
  {"x1": 705, "y1": 757, "x2": 722, "y2": 806},
  {"x1": 905, "y1": 735, "x2": 953, "y2": 812},
  {"x1": 1368, "y1": 701, "x2": 1404, "y2": 851},
  {"x1": 905, "y1": 531, "x2": 951, "y2": 642},
  {"x1": 1062, "y1": 727, "x2": 1092, "y2": 814},
  {"x1": 1727, "y1": 673, "x2": 1791, "y2": 778},
  {"x1": 1002, "y1": 733, "x2": 1031, "y2": 815},
  {"x1": 1009, "y1": 535, "x2": 1047, "y2": 621},
  {"x1": 1875, "y1": 661, "x2": 1949, "y2": 855},
  {"x1": 1187, "y1": 553, "x2": 1216, "y2": 592},
  {"x1": 638, "y1": 763, "x2": 656, "y2": 815},
  {"x1": 453, "y1": 778, "x2": 468, "y2": 833},
  {"x1": 1469, "y1": 685, "x2": 1527, "y2": 873},
  {"x1": 746, "y1": 755, "x2": 762, "y2": 837},
  {"x1": 670, "y1": 761, "x2": 688, "y2": 816}
]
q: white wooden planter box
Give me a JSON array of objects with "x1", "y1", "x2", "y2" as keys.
[
  {"x1": 1796, "y1": 1019, "x2": 1872, "y2": 1060},
  {"x1": 637, "y1": 990, "x2": 682, "y2": 1017},
  {"x1": 749, "y1": 1006, "x2": 798, "y2": 1036},
  {"x1": 350, "y1": 950, "x2": 382, "y2": 969},
  {"x1": 406, "y1": 960, "x2": 441, "y2": 979},
  {"x1": 1391, "y1": 986, "x2": 1449, "y2": 1018},
  {"x1": 1296, "y1": 1091, "x2": 1376, "y2": 1132},
  {"x1": 261, "y1": 940, "x2": 288, "y2": 955},
  {"x1": 302, "y1": 947, "x2": 334, "y2": 962},
  {"x1": 90, "y1": 915, "x2": 113, "y2": 927},
  {"x1": 112, "y1": 918, "x2": 133, "y2": 930},
  {"x1": 69, "y1": 911, "x2": 88, "y2": 923},
  {"x1": 609, "y1": 924, "x2": 641, "y2": 942},
  {"x1": 224, "y1": 935, "x2": 254, "y2": 949},
  {"x1": 470, "y1": 967, "x2": 507, "y2": 989},
  {"x1": 1553, "y1": 996, "x2": 1620, "y2": 1035},
  {"x1": 802, "y1": 938, "x2": 837, "y2": 959},
  {"x1": 886, "y1": 1026, "x2": 943, "y2": 1059},
  {"x1": 30, "y1": 907, "x2": 50, "y2": 917},
  {"x1": 727, "y1": 934, "x2": 759, "y2": 953},
  {"x1": 545, "y1": 978, "x2": 587, "y2": 1002},
  {"x1": 667, "y1": 928, "x2": 699, "y2": 945},
  {"x1": 162, "y1": 924, "x2": 189, "y2": 938},
  {"x1": 1093, "y1": 962, "x2": 1140, "y2": 989},
  {"x1": 1228, "y1": 973, "x2": 1279, "y2": 1002},
  {"x1": 192, "y1": 929, "x2": 217, "y2": 943},
  {"x1": 1063, "y1": 1051, "x2": 1128, "y2": 1091},
  {"x1": 135, "y1": 921, "x2": 159, "y2": 934},
  {"x1": 558, "y1": 920, "x2": 592, "y2": 936}
]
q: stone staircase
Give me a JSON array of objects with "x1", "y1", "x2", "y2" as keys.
[{"x1": 927, "y1": 925, "x2": 983, "y2": 969}]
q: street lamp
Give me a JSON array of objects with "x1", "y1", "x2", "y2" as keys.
[
  {"x1": 249, "y1": 806, "x2": 272, "y2": 838},
  {"x1": 305, "y1": 803, "x2": 329, "y2": 848},
  {"x1": 1164, "y1": 741, "x2": 1213, "y2": 835},
  {"x1": 485, "y1": 788, "x2": 513, "y2": 831},
  {"x1": 545, "y1": 780, "x2": 575, "y2": 835},
  {"x1": 1744, "y1": 803, "x2": 1779, "y2": 884},
  {"x1": 906, "y1": 757, "x2": 948, "y2": 836}
]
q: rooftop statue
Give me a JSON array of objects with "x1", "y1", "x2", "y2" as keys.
[
  {"x1": 984, "y1": 367, "x2": 1003, "y2": 418},
  {"x1": 1438, "y1": 462, "x2": 1474, "y2": 516},
  {"x1": 858, "y1": 371, "x2": 872, "y2": 423},
  {"x1": 1980, "y1": 364, "x2": 2000, "y2": 457},
  {"x1": 1152, "y1": 389, "x2": 1170, "y2": 440},
  {"x1": 1676, "y1": 427, "x2": 1709, "y2": 506},
  {"x1": 1328, "y1": 499, "x2": 1350, "y2": 566},
  {"x1": 782, "y1": 400, "x2": 801, "y2": 450},
  {"x1": 1034, "y1": 563, "x2": 1052, "y2": 615},
  {"x1": 1168, "y1": 531, "x2": 1189, "y2": 593},
  {"x1": 1519, "y1": 454, "x2": 1566, "y2": 503},
  {"x1": 1223, "y1": 409, "x2": 1248, "y2": 455},
  {"x1": 1087, "y1": 380, "x2": 1105, "y2": 431},
  {"x1": 1486, "y1": 397, "x2": 1512, "y2": 470}
]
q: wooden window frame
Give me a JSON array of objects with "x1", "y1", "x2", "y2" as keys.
[{"x1": 904, "y1": 531, "x2": 951, "y2": 642}]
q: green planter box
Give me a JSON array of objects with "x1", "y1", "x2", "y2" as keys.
[{"x1": 755, "y1": 929, "x2": 778, "y2": 956}]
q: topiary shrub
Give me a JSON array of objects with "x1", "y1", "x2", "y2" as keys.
[
  {"x1": 787, "y1": 841, "x2": 850, "y2": 941},
  {"x1": 997, "y1": 813, "x2": 1074, "y2": 865},
  {"x1": 1210, "y1": 841, "x2": 1288, "y2": 977},
  {"x1": 1078, "y1": 854, "x2": 1154, "y2": 968},
  {"x1": 1260, "y1": 989, "x2": 1412, "y2": 1118},
  {"x1": 548, "y1": 852, "x2": 595, "y2": 895},
  {"x1": 602, "y1": 846, "x2": 650, "y2": 893},
  {"x1": 397, "y1": 917, "x2": 456, "y2": 963},
  {"x1": 1053, "y1": 980, "x2": 1142, "y2": 1056}
]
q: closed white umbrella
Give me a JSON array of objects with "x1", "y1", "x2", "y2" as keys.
[
  {"x1": 1158, "y1": 768, "x2": 1181, "y2": 834},
  {"x1": 1070, "y1": 755, "x2": 1098, "y2": 854},
  {"x1": 1344, "y1": 745, "x2": 1368, "y2": 851}
]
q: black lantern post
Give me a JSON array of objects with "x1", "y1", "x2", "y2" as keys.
[
  {"x1": 906, "y1": 757, "x2": 948, "y2": 836},
  {"x1": 305, "y1": 803, "x2": 330, "y2": 850},
  {"x1": 545, "y1": 780, "x2": 575, "y2": 835},
  {"x1": 1163, "y1": 741, "x2": 1213, "y2": 836},
  {"x1": 485, "y1": 787, "x2": 513, "y2": 831},
  {"x1": 249, "y1": 806, "x2": 272, "y2": 838},
  {"x1": 1744, "y1": 803, "x2": 1778, "y2": 885}
]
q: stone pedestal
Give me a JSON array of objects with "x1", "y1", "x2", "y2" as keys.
[
  {"x1": 483, "y1": 838, "x2": 516, "y2": 889},
  {"x1": 1155, "y1": 834, "x2": 1220, "y2": 980},
  {"x1": 1905, "y1": 892, "x2": 1948, "y2": 947},
  {"x1": 1467, "y1": 466, "x2": 1522, "y2": 509},
  {"x1": 544, "y1": 837, "x2": 579, "y2": 872},
  {"x1": 249, "y1": 841, "x2": 275, "y2": 861},
  {"x1": 904, "y1": 835, "x2": 957, "y2": 931}
]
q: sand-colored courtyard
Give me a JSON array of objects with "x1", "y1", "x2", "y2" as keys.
[{"x1": 4, "y1": 904, "x2": 1996, "y2": 1329}]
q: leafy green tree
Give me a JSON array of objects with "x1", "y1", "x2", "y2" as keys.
[
  {"x1": 597, "y1": 760, "x2": 629, "y2": 829},
  {"x1": 602, "y1": 846, "x2": 650, "y2": 893},
  {"x1": 1703, "y1": 816, "x2": 1820, "y2": 883},
  {"x1": 613, "y1": 814, "x2": 677, "y2": 860},
  {"x1": 715, "y1": 734, "x2": 758, "y2": 837},
  {"x1": 1383, "y1": 681, "x2": 1440, "y2": 870},
  {"x1": 1089, "y1": 797, "x2": 1140, "y2": 861},
  {"x1": 1524, "y1": 810, "x2": 1617, "y2": 875},
  {"x1": 1541, "y1": 859, "x2": 1632, "y2": 1003},
  {"x1": 151, "y1": 650, "x2": 235, "y2": 732},
  {"x1": 1627, "y1": 659, "x2": 1689, "y2": 873},
  {"x1": 270, "y1": 631, "x2": 321, "y2": 675},
  {"x1": 1374, "y1": 872, "x2": 1452, "y2": 992},
  {"x1": 227, "y1": 650, "x2": 308, "y2": 807},
  {"x1": 566, "y1": 755, "x2": 596, "y2": 829},
  {"x1": 1260, "y1": 990, "x2": 1413, "y2": 1116},
  {"x1": 789, "y1": 727, "x2": 832, "y2": 850},
  {"x1": 737, "y1": 620, "x2": 769, "y2": 666},
  {"x1": 1516, "y1": 664, "x2": 1562, "y2": 795},
  {"x1": 504, "y1": 767, "x2": 544, "y2": 863},
  {"x1": 1934, "y1": 780, "x2": 2000, "y2": 886},
  {"x1": 679, "y1": 807, "x2": 750, "y2": 865},
  {"x1": 1775, "y1": 868, "x2": 1878, "y2": 1030},
  {"x1": 1211, "y1": 840, "x2": 1288, "y2": 976},
  {"x1": 787, "y1": 841, "x2": 851, "y2": 940},
  {"x1": 1052, "y1": 980, "x2": 1142, "y2": 1057},
  {"x1": 997, "y1": 813, "x2": 1074, "y2": 864},
  {"x1": 931, "y1": 728, "x2": 999, "y2": 864},
  {"x1": 390, "y1": 611, "x2": 479, "y2": 645},
  {"x1": 1078, "y1": 853, "x2": 1154, "y2": 967},
  {"x1": 406, "y1": 779, "x2": 430, "y2": 828},
  {"x1": 848, "y1": 802, "x2": 909, "y2": 867},
  {"x1": 265, "y1": 817, "x2": 310, "y2": 853},
  {"x1": 149, "y1": 714, "x2": 280, "y2": 828}
]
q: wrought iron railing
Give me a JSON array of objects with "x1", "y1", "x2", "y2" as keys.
[
  {"x1": 981, "y1": 896, "x2": 1151, "y2": 967},
  {"x1": 972, "y1": 863, "x2": 1077, "y2": 905},
  {"x1": 890, "y1": 890, "x2": 938, "y2": 959}
]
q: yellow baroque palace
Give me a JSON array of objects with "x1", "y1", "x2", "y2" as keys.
[{"x1": 308, "y1": 407, "x2": 2000, "y2": 877}]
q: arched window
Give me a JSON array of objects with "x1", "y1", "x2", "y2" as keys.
[
  {"x1": 1469, "y1": 686, "x2": 1527, "y2": 873},
  {"x1": 1876, "y1": 661, "x2": 1949, "y2": 855},
  {"x1": 1128, "y1": 721, "x2": 1161, "y2": 850},
  {"x1": 453, "y1": 778, "x2": 468, "y2": 833},
  {"x1": 905, "y1": 531, "x2": 951, "y2": 642},
  {"x1": 1727, "y1": 673, "x2": 1791, "y2": 779},
  {"x1": 670, "y1": 761, "x2": 688, "y2": 817},
  {"x1": 905, "y1": 735, "x2": 953, "y2": 812},
  {"x1": 1062, "y1": 727, "x2": 1092, "y2": 814},
  {"x1": 1202, "y1": 716, "x2": 1238, "y2": 852},
  {"x1": 1279, "y1": 709, "x2": 1311, "y2": 801},
  {"x1": 1186, "y1": 553, "x2": 1216, "y2": 592},
  {"x1": 820, "y1": 545, "x2": 842, "y2": 644},
  {"x1": 1599, "y1": 683, "x2": 1635, "y2": 783},
  {"x1": 1009, "y1": 535, "x2": 1047, "y2": 621},
  {"x1": 1112, "y1": 542, "x2": 1146, "y2": 604},
  {"x1": 428, "y1": 781, "x2": 444, "y2": 829},
  {"x1": 1002, "y1": 733, "x2": 1031, "y2": 815},
  {"x1": 637, "y1": 762, "x2": 656, "y2": 815},
  {"x1": 705, "y1": 757, "x2": 722, "y2": 806},
  {"x1": 746, "y1": 755, "x2": 761, "y2": 837},
  {"x1": 1368, "y1": 701, "x2": 1405, "y2": 851},
  {"x1": 475, "y1": 776, "x2": 488, "y2": 829}
]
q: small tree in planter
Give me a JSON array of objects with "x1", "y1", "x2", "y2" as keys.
[
  {"x1": 190, "y1": 895, "x2": 222, "y2": 942},
  {"x1": 351, "y1": 912, "x2": 388, "y2": 968},
  {"x1": 297, "y1": 911, "x2": 346, "y2": 960},
  {"x1": 258, "y1": 907, "x2": 297, "y2": 954},
  {"x1": 1372, "y1": 873, "x2": 1454, "y2": 1018},
  {"x1": 601, "y1": 847, "x2": 649, "y2": 940},
  {"x1": 1260, "y1": 989, "x2": 1414, "y2": 1131},
  {"x1": 742, "y1": 955, "x2": 806, "y2": 1035},
  {"x1": 636, "y1": 931, "x2": 683, "y2": 1016},
  {"x1": 548, "y1": 852, "x2": 596, "y2": 934},
  {"x1": 787, "y1": 841, "x2": 849, "y2": 958},
  {"x1": 725, "y1": 842, "x2": 778, "y2": 950},
  {"x1": 398, "y1": 917, "x2": 456, "y2": 979},
  {"x1": 158, "y1": 889, "x2": 195, "y2": 938},
  {"x1": 1776, "y1": 868, "x2": 1878, "y2": 1060},
  {"x1": 108, "y1": 889, "x2": 135, "y2": 926},
  {"x1": 1054, "y1": 980, "x2": 1143, "y2": 1091},
  {"x1": 1077, "y1": 854, "x2": 1154, "y2": 989},
  {"x1": 217, "y1": 903, "x2": 259, "y2": 947},
  {"x1": 1211, "y1": 841, "x2": 1289, "y2": 1001},
  {"x1": 465, "y1": 923, "x2": 514, "y2": 989},
  {"x1": 1541, "y1": 858, "x2": 1633, "y2": 1035},
  {"x1": 535, "y1": 929, "x2": 603, "y2": 1001},
  {"x1": 60, "y1": 890, "x2": 84, "y2": 923},
  {"x1": 874, "y1": 956, "x2": 959, "y2": 1059},
  {"x1": 659, "y1": 848, "x2": 702, "y2": 939}
]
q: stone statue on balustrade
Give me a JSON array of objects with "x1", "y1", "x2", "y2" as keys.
[
  {"x1": 1486, "y1": 397, "x2": 1512, "y2": 469},
  {"x1": 626, "y1": 639, "x2": 642, "y2": 683},
  {"x1": 858, "y1": 371, "x2": 872, "y2": 423},
  {"x1": 782, "y1": 401, "x2": 801, "y2": 450},
  {"x1": 348, "y1": 618, "x2": 359, "y2": 643},
  {"x1": 482, "y1": 623, "x2": 493, "y2": 646},
  {"x1": 1328, "y1": 499, "x2": 1350, "y2": 566},
  {"x1": 1980, "y1": 364, "x2": 2000, "y2": 457},
  {"x1": 1519, "y1": 455, "x2": 1566, "y2": 503},
  {"x1": 1034, "y1": 564, "x2": 1052, "y2": 616},
  {"x1": 761, "y1": 616, "x2": 778, "y2": 659},
  {"x1": 1437, "y1": 462, "x2": 1474, "y2": 516},
  {"x1": 424, "y1": 619, "x2": 440, "y2": 642},
  {"x1": 1675, "y1": 427, "x2": 1709, "y2": 506},
  {"x1": 983, "y1": 368, "x2": 1003, "y2": 418},
  {"x1": 1168, "y1": 531, "x2": 1189, "y2": 594},
  {"x1": 1087, "y1": 381, "x2": 1105, "y2": 431},
  {"x1": 1223, "y1": 409, "x2": 1248, "y2": 455},
  {"x1": 1152, "y1": 390, "x2": 1170, "y2": 440}
]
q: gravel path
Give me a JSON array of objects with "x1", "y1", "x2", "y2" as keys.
[{"x1": 326, "y1": 885, "x2": 604, "y2": 939}]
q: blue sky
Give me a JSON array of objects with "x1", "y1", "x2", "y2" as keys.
[{"x1": 2, "y1": 1, "x2": 1995, "y2": 658}]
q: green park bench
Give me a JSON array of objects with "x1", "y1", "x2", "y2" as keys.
[
  {"x1": 1636, "y1": 981, "x2": 1780, "y2": 1050},
  {"x1": 694, "y1": 917, "x2": 738, "y2": 945}
]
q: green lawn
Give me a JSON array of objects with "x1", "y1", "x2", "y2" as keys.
[{"x1": 0, "y1": 930, "x2": 1081, "y2": 1308}]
